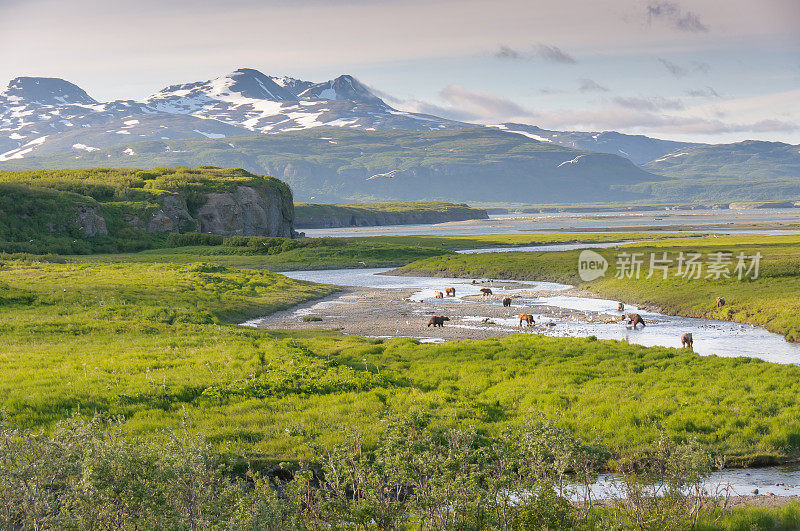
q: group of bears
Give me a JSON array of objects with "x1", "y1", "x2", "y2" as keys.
[{"x1": 424, "y1": 286, "x2": 719, "y2": 349}]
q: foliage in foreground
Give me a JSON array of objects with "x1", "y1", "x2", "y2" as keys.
[{"x1": 7, "y1": 413, "x2": 764, "y2": 531}]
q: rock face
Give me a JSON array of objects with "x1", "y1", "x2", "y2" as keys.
[
  {"x1": 72, "y1": 186, "x2": 292, "y2": 239},
  {"x1": 196, "y1": 186, "x2": 293, "y2": 237},
  {"x1": 75, "y1": 206, "x2": 108, "y2": 237},
  {"x1": 294, "y1": 203, "x2": 488, "y2": 229},
  {"x1": 147, "y1": 195, "x2": 198, "y2": 233}
]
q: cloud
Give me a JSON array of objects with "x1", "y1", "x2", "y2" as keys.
[
  {"x1": 539, "y1": 87, "x2": 566, "y2": 95},
  {"x1": 646, "y1": 1, "x2": 709, "y2": 33},
  {"x1": 392, "y1": 85, "x2": 532, "y2": 122},
  {"x1": 657, "y1": 57, "x2": 687, "y2": 76},
  {"x1": 657, "y1": 58, "x2": 709, "y2": 77},
  {"x1": 529, "y1": 107, "x2": 797, "y2": 136},
  {"x1": 612, "y1": 96, "x2": 684, "y2": 111},
  {"x1": 686, "y1": 86, "x2": 720, "y2": 98},
  {"x1": 494, "y1": 45, "x2": 522, "y2": 60},
  {"x1": 579, "y1": 78, "x2": 609, "y2": 93},
  {"x1": 389, "y1": 85, "x2": 798, "y2": 139},
  {"x1": 534, "y1": 44, "x2": 577, "y2": 64},
  {"x1": 493, "y1": 44, "x2": 576, "y2": 64},
  {"x1": 437, "y1": 85, "x2": 530, "y2": 120}
]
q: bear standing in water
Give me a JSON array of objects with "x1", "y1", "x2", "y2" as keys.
[{"x1": 621, "y1": 313, "x2": 646, "y2": 329}]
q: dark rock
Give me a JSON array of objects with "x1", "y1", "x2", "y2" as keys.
[{"x1": 75, "y1": 206, "x2": 107, "y2": 237}]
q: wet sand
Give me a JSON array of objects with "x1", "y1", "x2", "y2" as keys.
[{"x1": 249, "y1": 281, "x2": 641, "y2": 342}]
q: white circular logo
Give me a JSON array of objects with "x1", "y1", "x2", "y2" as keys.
[{"x1": 578, "y1": 250, "x2": 608, "y2": 281}]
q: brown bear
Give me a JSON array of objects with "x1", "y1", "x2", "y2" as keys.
[
  {"x1": 427, "y1": 316, "x2": 450, "y2": 327},
  {"x1": 480, "y1": 288, "x2": 493, "y2": 296},
  {"x1": 445, "y1": 287, "x2": 456, "y2": 297},
  {"x1": 716, "y1": 297, "x2": 726, "y2": 307},
  {"x1": 518, "y1": 314, "x2": 535, "y2": 327},
  {"x1": 502, "y1": 297, "x2": 512, "y2": 307},
  {"x1": 622, "y1": 313, "x2": 646, "y2": 329},
  {"x1": 618, "y1": 302, "x2": 625, "y2": 312},
  {"x1": 434, "y1": 291, "x2": 444, "y2": 299},
  {"x1": 681, "y1": 332, "x2": 693, "y2": 348}
]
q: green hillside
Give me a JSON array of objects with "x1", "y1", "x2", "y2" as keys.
[
  {"x1": 0, "y1": 167, "x2": 293, "y2": 254},
  {"x1": 643, "y1": 140, "x2": 800, "y2": 180},
  {"x1": 0, "y1": 127, "x2": 662, "y2": 204}
]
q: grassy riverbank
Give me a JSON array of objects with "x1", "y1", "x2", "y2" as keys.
[
  {"x1": 87, "y1": 231, "x2": 697, "y2": 271},
  {"x1": 394, "y1": 234, "x2": 800, "y2": 341},
  {"x1": 2, "y1": 256, "x2": 800, "y2": 467}
]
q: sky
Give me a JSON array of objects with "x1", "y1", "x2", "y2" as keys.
[{"x1": 1, "y1": 0, "x2": 799, "y2": 144}]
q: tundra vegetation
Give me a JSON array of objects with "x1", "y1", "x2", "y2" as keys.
[
  {"x1": 92, "y1": 231, "x2": 694, "y2": 271},
  {"x1": 3, "y1": 249, "x2": 800, "y2": 459},
  {"x1": 1, "y1": 230, "x2": 800, "y2": 527}
]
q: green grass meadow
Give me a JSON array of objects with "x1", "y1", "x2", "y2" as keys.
[{"x1": 2, "y1": 234, "x2": 800, "y2": 467}]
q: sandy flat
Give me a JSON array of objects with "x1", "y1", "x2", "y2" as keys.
[{"x1": 251, "y1": 282, "x2": 636, "y2": 342}]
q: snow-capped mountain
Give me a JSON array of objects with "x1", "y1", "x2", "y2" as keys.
[
  {"x1": 3, "y1": 77, "x2": 97, "y2": 106},
  {"x1": 0, "y1": 68, "x2": 463, "y2": 160},
  {"x1": 142, "y1": 68, "x2": 452, "y2": 134},
  {"x1": 296, "y1": 75, "x2": 384, "y2": 104}
]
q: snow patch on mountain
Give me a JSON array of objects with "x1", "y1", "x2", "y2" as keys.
[
  {"x1": 0, "y1": 135, "x2": 47, "y2": 161},
  {"x1": 193, "y1": 129, "x2": 225, "y2": 139},
  {"x1": 72, "y1": 143, "x2": 99, "y2": 152}
]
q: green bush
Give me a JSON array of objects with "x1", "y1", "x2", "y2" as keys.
[
  {"x1": 166, "y1": 232, "x2": 224, "y2": 247},
  {"x1": 1, "y1": 414, "x2": 743, "y2": 530}
]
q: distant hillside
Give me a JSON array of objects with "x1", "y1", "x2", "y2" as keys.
[
  {"x1": 295, "y1": 201, "x2": 488, "y2": 229},
  {"x1": 621, "y1": 176, "x2": 800, "y2": 203},
  {"x1": 494, "y1": 123, "x2": 698, "y2": 165},
  {"x1": 643, "y1": 140, "x2": 800, "y2": 180},
  {"x1": 0, "y1": 127, "x2": 662, "y2": 204},
  {"x1": 0, "y1": 167, "x2": 294, "y2": 254}
]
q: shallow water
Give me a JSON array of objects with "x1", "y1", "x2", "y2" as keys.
[
  {"x1": 278, "y1": 268, "x2": 800, "y2": 365},
  {"x1": 456, "y1": 240, "x2": 634, "y2": 254},
  {"x1": 579, "y1": 464, "x2": 800, "y2": 500},
  {"x1": 301, "y1": 209, "x2": 800, "y2": 238}
]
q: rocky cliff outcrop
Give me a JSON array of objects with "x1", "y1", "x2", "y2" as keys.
[
  {"x1": 75, "y1": 206, "x2": 108, "y2": 237},
  {"x1": 0, "y1": 168, "x2": 295, "y2": 254},
  {"x1": 196, "y1": 185, "x2": 293, "y2": 237},
  {"x1": 294, "y1": 202, "x2": 488, "y2": 229},
  {"x1": 76, "y1": 186, "x2": 292, "y2": 238},
  {"x1": 147, "y1": 195, "x2": 198, "y2": 233}
]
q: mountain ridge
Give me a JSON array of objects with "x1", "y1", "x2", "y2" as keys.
[{"x1": 0, "y1": 68, "x2": 465, "y2": 161}]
